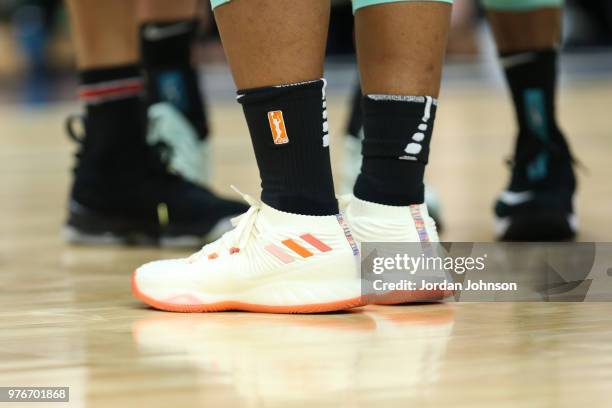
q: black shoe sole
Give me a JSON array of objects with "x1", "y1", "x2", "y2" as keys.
[
  {"x1": 64, "y1": 220, "x2": 233, "y2": 248},
  {"x1": 65, "y1": 201, "x2": 234, "y2": 247},
  {"x1": 496, "y1": 211, "x2": 576, "y2": 242},
  {"x1": 64, "y1": 225, "x2": 159, "y2": 246}
]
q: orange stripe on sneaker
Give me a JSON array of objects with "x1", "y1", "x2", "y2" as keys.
[
  {"x1": 300, "y1": 234, "x2": 332, "y2": 252},
  {"x1": 282, "y1": 239, "x2": 313, "y2": 258}
]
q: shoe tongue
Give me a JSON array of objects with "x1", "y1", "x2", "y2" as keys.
[{"x1": 259, "y1": 202, "x2": 340, "y2": 231}]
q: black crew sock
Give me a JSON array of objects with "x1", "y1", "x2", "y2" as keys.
[
  {"x1": 140, "y1": 19, "x2": 209, "y2": 140},
  {"x1": 501, "y1": 48, "x2": 573, "y2": 189},
  {"x1": 354, "y1": 95, "x2": 437, "y2": 206},
  {"x1": 237, "y1": 79, "x2": 338, "y2": 216},
  {"x1": 345, "y1": 81, "x2": 363, "y2": 139},
  {"x1": 75, "y1": 65, "x2": 148, "y2": 187}
]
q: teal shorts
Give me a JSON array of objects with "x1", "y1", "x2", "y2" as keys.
[
  {"x1": 482, "y1": 0, "x2": 563, "y2": 10},
  {"x1": 210, "y1": 0, "x2": 453, "y2": 12},
  {"x1": 210, "y1": 0, "x2": 562, "y2": 12},
  {"x1": 210, "y1": 0, "x2": 230, "y2": 9},
  {"x1": 352, "y1": 0, "x2": 452, "y2": 12}
]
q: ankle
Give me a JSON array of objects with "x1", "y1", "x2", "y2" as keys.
[
  {"x1": 354, "y1": 94, "x2": 437, "y2": 206},
  {"x1": 237, "y1": 79, "x2": 338, "y2": 216}
]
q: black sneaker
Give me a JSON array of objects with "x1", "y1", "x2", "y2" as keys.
[
  {"x1": 64, "y1": 114, "x2": 248, "y2": 247},
  {"x1": 494, "y1": 129, "x2": 577, "y2": 241}
]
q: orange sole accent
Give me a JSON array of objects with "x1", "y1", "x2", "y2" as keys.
[
  {"x1": 131, "y1": 271, "x2": 366, "y2": 314},
  {"x1": 369, "y1": 289, "x2": 454, "y2": 305}
]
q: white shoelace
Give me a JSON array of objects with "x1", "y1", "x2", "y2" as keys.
[{"x1": 189, "y1": 186, "x2": 261, "y2": 262}]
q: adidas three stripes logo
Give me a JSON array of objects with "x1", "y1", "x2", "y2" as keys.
[{"x1": 265, "y1": 233, "x2": 333, "y2": 264}]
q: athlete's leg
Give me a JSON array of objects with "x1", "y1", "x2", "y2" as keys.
[
  {"x1": 340, "y1": 2, "x2": 448, "y2": 225},
  {"x1": 137, "y1": 0, "x2": 213, "y2": 185},
  {"x1": 214, "y1": 0, "x2": 335, "y2": 214},
  {"x1": 340, "y1": 1, "x2": 452, "y2": 305},
  {"x1": 132, "y1": 0, "x2": 365, "y2": 314},
  {"x1": 137, "y1": 0, "x2": 198, "y2": 21},
  {"x1": 214, "y1": 0, "x2": 329, "y2": 89},
  {"x1": 355, "y1": 2, "x2": 450, "y2": 96},
  {"x1": 138, "y1": 0, "x2": 209, "y2": 138},
  {"x1": 484, "y1": 0, "x2": 576, "y2": 241},
  {"x1": 340, "y1": 77, "x2": 444, "y2": 226},
  {"x1": 65, "y1": 0, "x2": 148, "y2": 187},
  {"x1": 484, "y1": 1, "x2": 561, "y2": 52},
  {"x1": 67, "y1": 0, "x2": 139, "y2": 69},
  {"x1": 64, "y1": 0, "x2": 246, "y2": 246},
  {"x1": 352, "y1": 1, "x2": 450, "y2": 207}
]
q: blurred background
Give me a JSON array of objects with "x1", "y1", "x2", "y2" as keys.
[
  {"x1": 1, "y1": 5, "x2": 611, "y2": 405},
  {"x1": 0, "y1": 0, "x2": 611, "y2": 241},
  {"x1": 1, "y1": 0, "x2": 612, "y2": 105}
]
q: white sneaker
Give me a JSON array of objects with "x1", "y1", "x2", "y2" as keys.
[
  {"x1": 340, "y1": 194, "x2": 450, "y2": 304},
  {"x1": 339, "y1": 134, "x2": 443, "y2": 228},
  {"x1": 340, "y1": 194, "x2": 439, "y2": 243},
  {"x1": 132, "y1": 189, "x2": 364, "y2": 313},
  {"x1": 147, "y1": 102, "x2": 211, "y2": 186}
]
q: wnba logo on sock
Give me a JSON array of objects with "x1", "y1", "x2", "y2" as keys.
[{"x1": 267, "y1": 111, "x2": 289, "y2": 145}]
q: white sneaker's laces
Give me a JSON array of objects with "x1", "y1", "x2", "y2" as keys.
[{"x1": 189, "y1": 186, "x2": 261, "y2": 262}]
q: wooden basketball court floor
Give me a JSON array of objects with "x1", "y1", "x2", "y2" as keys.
[{"x1": 1, "y1": 74, "x2": 612, "y2": 407}]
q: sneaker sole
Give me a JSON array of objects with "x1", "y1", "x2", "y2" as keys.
[
  {"x1": 371, "y1": 289, "x2": 454, "y2": 305},
  {"x1": 131, "y1": 271, "x2": 366, "y2": 314},
  {"x1": 64, "y1": 226, "x2": 157, "y2": 246},
  {"x1": 64, "y1": 215, "x2": 234, "y2": 248},
  {"x1": 496, "y1": 211, "x2": 576, "y2": 241}
]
